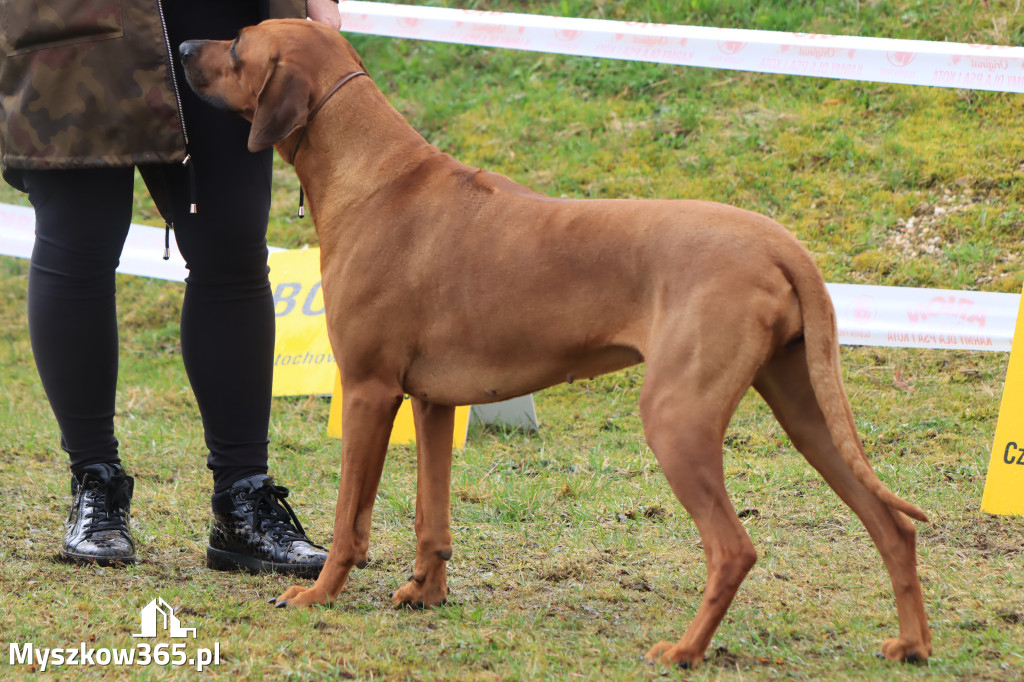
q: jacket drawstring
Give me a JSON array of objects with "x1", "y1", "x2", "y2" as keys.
[
  {"x1": 163, "y1": 222, "x2": 172, "y2": 261},
  {"x1": 162, "y1": 154, "x2": 197, "y2": 261},
  {"x1": 298, "y1": 185, "x2": 305, "y2": 218},
  {"x1": 184, "y1": 153, "x2": 197, "y2": 214}
]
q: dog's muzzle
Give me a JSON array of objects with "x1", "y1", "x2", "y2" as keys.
[{"x1": 179, "y1": 40, "x2": 230, "y2": 110}]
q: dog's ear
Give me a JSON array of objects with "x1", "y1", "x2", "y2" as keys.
[{"x1": 248, "y1": 60, "x2": 312, "y2": 152}]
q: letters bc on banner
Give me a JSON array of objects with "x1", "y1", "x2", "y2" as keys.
[{"x1": 268, "y1": 248, "x2": 335, "y2": 396}]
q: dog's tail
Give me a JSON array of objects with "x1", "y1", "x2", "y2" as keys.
[{"x1": 783, "y1": 247, "x2": 929, "y2": 524}]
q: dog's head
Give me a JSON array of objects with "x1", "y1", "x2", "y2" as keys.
[{"x1": 180, "y1": 19, "x2": 366, "y2": 153}]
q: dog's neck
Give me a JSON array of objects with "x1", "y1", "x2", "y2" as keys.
[
  {"x1": 280, "y1": 70, "x2": 437, "y2": 228},
  {"x1": 289, "y1": 70, "x2": 368, "y2": 167}
]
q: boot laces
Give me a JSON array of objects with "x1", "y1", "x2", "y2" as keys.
[
  {"x1": 79, "y1": 476, "x2": 130, "y2": 535},
  {"x1": 248, "y1": 484, "x2": 313, "y2": 545}
]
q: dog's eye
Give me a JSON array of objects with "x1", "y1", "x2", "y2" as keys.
[{"x1": 229, "y1": 39, "x2": 240, "y2": 66}]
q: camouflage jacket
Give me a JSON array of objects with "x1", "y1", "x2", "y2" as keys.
[{"x1": 0, "y1": 0, "x2": 304, "y2": 187}]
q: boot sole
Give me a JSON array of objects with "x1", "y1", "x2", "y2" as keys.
[
  {"x1": 58, "y1": 550, "x2": 137, "y2": 567},
  {"x1": 206, "y1": 546, "x2": 323, "y2": 579}
]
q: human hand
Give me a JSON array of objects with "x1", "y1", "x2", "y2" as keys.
[{"x1": 307, "y1": 0, "x2": 342, "y2": 31}]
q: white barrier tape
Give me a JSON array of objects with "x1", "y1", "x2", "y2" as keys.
[
  {"x1": 0, "y1": 203, "x2": 1016, "y2": 352},
  {"x1": 0, "y1": 201, "x2": 190, "y2": 281},
  {"x1": 828, "y1": 282, "x2": 1016, "y2": 352},
  {"x1": 338, "y1": 1, "x2": 1024, "y2": 93},
  {"x1": 0, "y1": 202, "x2": 280, "y2": 283}
]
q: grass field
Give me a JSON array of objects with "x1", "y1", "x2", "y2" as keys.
[{"x1": 2, "y1": 0, "x2": 1024, "y2": 679}]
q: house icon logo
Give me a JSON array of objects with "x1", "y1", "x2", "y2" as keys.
[{"x1": 132, "y1": 597, "x2": 197, "y2": 639}]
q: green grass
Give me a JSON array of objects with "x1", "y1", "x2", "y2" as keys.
[{"x1": 2, "y1": 1, "x2": 1024, "y2": 679}]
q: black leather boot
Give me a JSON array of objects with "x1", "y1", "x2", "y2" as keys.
[
  {"x1": 60, "y1": 463, "x2": 136, "y2": 566},
  {"x1": 206, "y1": 475, "x2": 327, "y2": 578}
]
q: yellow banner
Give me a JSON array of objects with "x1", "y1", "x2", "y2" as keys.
[
  {"x1": 327, "y1": 371, "x2": 470, "y2": 448},
  {"x1": 268, "y1": 248, "x2": 334, "y2": 396},
  {"x1": 982, "y1": 284, "x2": 1024, "y2": 516}
]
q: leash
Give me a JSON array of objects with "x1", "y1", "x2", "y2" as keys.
[{"x1": 292, "y1": 70, "x2": 368, "y2": 217}]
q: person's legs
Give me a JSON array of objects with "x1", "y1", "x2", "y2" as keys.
[
  {"x1": 171, "y1": 141, "x2": 277, "y2": 492},
  {"x1": 23, "y1": 166, "x2": 137, "y2": 564},
  {"x1": 24, "y1": 167, "x2": 134, "y2": 471},
  {"x1": 148, "y1": 0, "x2": 326, "y2": 575},
  {"x1": 158, "y1": 0, "x2": 276, "y2": 492}
]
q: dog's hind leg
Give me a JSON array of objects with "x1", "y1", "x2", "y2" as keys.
[
  {"x1": 640, "y1": 355, "x2": 760, "y2": 669},
  {"x1": 754, "y1": 344, "x2": 932, "y2": 662},
  {"x1": 273, "y1": 380, "x2": 403, "y2": 608},
  {"x1": 392, "y1": 398, "x2": 455, "y2": 608}
]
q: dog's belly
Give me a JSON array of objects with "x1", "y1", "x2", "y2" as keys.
[{"x1": 400, "y1": 342, "x2": 643, "y2": 406}]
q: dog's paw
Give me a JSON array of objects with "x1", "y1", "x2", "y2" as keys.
[
  {"x1": 390, "y1": 576, "x2": 447, "y2": 609},
  {"x1": 268, "y1": 584, "x2": 332, "y2": 609},
  {"x1": 643, "y1": 641, "x2": 702, "y2": 669},
  {"x1": 880, "y1": 637, "x2": 932, "y2": 663}
]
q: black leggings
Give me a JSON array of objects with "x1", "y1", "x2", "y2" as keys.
[{"x1": 22, "y1": 1, "x2": 274, "y2": 492}]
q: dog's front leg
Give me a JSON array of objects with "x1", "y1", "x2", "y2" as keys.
[
  {"x1": 272, "y1": 381, "x2": 403, "y2": 608},
  {"x1": 391, "y1": 398, "x2": 455, "y2": 608}
]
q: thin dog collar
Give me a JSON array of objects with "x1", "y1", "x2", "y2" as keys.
[{"x1": 293, "y1": 70, "x2": 368, "y2": 217}]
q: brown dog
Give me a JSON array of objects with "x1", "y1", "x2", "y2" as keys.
[{"x1": 180, "y1": 19, "x2": 932, "y2": 667}]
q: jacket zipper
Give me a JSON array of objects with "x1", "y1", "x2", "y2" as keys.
[
  {"x1": 155, "y1": 0, "x2": 198, "y2": 260},
  {"x1": 155, "y1": 0, "x2": 197, "y2": 215}
]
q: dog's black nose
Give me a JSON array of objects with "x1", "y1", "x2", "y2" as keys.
[{"x1": 179, "y1": 40, "x2": 200, "y2": 63}]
